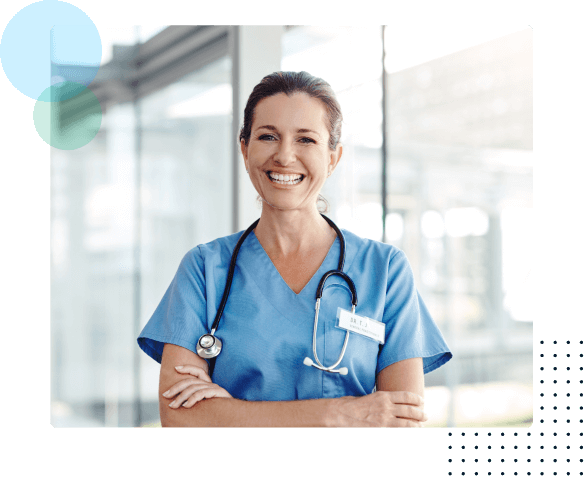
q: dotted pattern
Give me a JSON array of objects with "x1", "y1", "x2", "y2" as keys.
[{"x1": 447, "y1": 340, "x2": 584, "y2": 477}]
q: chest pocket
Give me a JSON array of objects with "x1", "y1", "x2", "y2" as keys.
[{"x1": 318, "y1": 282, "x2": 380, "y2": 396}]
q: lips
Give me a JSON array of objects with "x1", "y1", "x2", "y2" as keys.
[
  {"x1": 266, "y1": 170, "x2": 304, "y2": 180},
  {"x1": 266, "y1": 171, "x2": 304, "y2": 185}
]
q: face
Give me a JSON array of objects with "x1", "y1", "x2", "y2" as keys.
[{"x1": 241, "y1": 92, "x2": 342, "y2": 214}]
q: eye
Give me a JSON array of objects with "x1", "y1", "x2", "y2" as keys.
[
  {"x1": 258, "y1": 134, "x2": 316, "y2": 144},
  {"x1": 299, "y1": 137, "x2": 316, "y2": 144},
  {"x1": 258, "y1": 134, "x2": 276, "y2": 141}
]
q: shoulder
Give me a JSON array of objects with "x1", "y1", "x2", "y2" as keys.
[
  {"x1": 341, "y1": 228, "x2": 405, "y2": 265},
  {"x1": 196, "y1": 231, "x2": 243, "y2": 258},
  {"x1": 180, "y1": 230, "x2": 245, "y2": 272}
]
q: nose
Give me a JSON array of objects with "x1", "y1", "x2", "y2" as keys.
[{"x1": 274, "y1": 138, "x2": 296, "y2": 166}]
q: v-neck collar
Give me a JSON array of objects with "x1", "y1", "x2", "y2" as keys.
[
  {"x1": 252, "y1": 230, "x2": 339, "y2": 297},
  {"x1": 237, "y1": 230, "x2": 341, "y2": 326}
]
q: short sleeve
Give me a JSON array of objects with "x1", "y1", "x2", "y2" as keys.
[
  {"x1": 137, "y1": 247, "x2": 209, "y2": 364},
  {"x1": 377, "y1": 250, "x2": 452, "y2": 375}
]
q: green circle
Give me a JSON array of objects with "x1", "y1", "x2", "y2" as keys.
[{"x1": 33, "y1": 81, "x2": 102, "y2": 150}]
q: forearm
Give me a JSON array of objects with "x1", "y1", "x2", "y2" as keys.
[{"x1": 160, "y1": 396, "x2": 337, "y2": 427}]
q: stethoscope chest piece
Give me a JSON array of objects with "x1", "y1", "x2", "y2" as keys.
[
  {"x1": 198, "y1": 214, "x2": 353, "y2": 377},
  {"x1": 197, "y1": 333, "x2": 222, "y2": 359}
]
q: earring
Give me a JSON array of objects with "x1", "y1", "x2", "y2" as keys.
[{"x1": 246, "y1": 170, "x2": 249, "y2": 174}]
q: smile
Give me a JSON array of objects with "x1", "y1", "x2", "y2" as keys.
[{"x1": 266, "y1": 171, "x2": 304, "y2": 185}]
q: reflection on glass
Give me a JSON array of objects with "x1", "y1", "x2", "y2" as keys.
[
  {"x1": 283, "y1": 25, "x2": 533, "y2": 426},
  {"x1": 385, "y1": 27, "x2": 532, "y2": 426},
  {"x1": 50, "y1": 26, "x2": 232, "y2": 425},
  {"x1": 139, "y1": 56, "x2": 232, "y2": 414},
  {"x1": 50, "y1": 26, "x2": 532, "y2": 428},
  {"x1": 282, "y1": 26, "x2": 384, "y2": 241}
]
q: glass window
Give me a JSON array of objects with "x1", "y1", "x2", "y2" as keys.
[
  {"x1": 139, "y1": 56, "x2": 233, "y2": 417},
  {"x1": 384, "y1": 27, "x2": 532, "y2": 331},
  {"x1": 282, "y1": 26, "x2": 384, "y2": 241},
  {"x1": 384, "y1": 26, "x2": 533, "y2": 426},
  {"x1": 282, "y1": 25, "x2": 533, "y2": 426},
  {"x1": 52, "y1": 26, "x2": 149, "y2": 427},
  {"x1": 51, "y1": 25, "x2": 232, "y2": 426}
]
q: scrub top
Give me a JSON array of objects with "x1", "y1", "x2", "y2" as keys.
[{"x1": 137, "y1": 228, "x2": 452, "y2": 401}]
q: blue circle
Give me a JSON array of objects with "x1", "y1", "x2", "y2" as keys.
[{"x1": 0, "y1": 0, "x2": 101, "y2": 100}]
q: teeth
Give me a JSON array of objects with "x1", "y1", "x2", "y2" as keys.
[
  {"x1": 267, "y1": 172, "x2": 303, "y2": 185},
  {"x1": 269, "y1": 172, "x2": 302, "y2": 182}
]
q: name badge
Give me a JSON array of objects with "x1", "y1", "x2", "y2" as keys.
[{"x1": 336, "y1": 307, "x2": 385, "y2": 344}]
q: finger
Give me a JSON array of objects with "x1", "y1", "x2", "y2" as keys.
[
  {"x1": 382, "y1": 391, "x2": 425, "y2": 406},
  {"x1": 183, "y1": 387, "x2": 232, "y2": 408},
  {"x1": 410, "y1": 406, "x2": 427, "y2": 422},
  {"x1": 396, "y1": 404, "x2": 428, "y2": 422},
  {"x1": 168, "y1": 385, "x2": 201, "y2": 408},
  {"x1": 401, "y1": 391, "x2": 424, "y2": 406},
  {"x1": 162, "y1": 378, "x2": 211, "y2": 398},
  {"x1": 175, "y1": 365, "x2": 212, "y2": 382},
  {"x1": 163, "y1": 378, "x2": 210, "y2": 398},
  {"x1": 172, "y1": 384, "x2": 228, "y2": 408},
  {"x1": 387, "y1": 391, "x2": 424, "y2": 407},
  {"x1": 394, "y1": 418, "x2": 424, "y2": 428},
  {"x1": 390, "y1": 416, "x2": 423, "y2": 428}
]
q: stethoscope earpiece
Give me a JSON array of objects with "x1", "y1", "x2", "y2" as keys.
[
  {"x1": 199, "y1": 214, "x2": 355, "y2": 377},
  {"x1": 303, "y1": 356, "x2": 349, "y2": 375}
]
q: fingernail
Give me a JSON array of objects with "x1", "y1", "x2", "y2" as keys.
[
  {"x1": 163, "y1": 390, "x2": 170, "y2": 397},
  {"x1": 175, "y1": 366, "x2": 183, "y2": 370}
]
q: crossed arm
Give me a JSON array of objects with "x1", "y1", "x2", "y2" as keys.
[{"x1": 159, "y1": 343, "x2": 426, "y2": 427}]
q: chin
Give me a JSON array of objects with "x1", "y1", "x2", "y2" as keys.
[{"x1": 259, "y1": 194, "x2": 299, "y2": 211}]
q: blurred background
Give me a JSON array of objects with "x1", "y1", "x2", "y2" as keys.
[{"x1": 50, "y1": 25, "x2": 532, "y2": 427}]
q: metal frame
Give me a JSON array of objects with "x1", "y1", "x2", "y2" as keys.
[{"x1": 90, "y1": 26, "x2": 230, "y2": 112}]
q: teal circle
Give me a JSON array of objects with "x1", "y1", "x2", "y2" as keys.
[
  {"x1": 34, "y1": 81, "x2": 102, "y2": 150},
  {"x1": 0, "y1": 0, "x2": 101, "y2": 100}
]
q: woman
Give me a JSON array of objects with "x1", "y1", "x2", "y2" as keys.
[{"x1": 137, "y1": 71, "x2": 452, "y2": 427}]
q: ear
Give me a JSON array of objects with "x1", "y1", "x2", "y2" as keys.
[
  {"x1": 328, "y1": 143, "x2": 343, "y2": 173},
  {"x1": 240, "y1": 139, "x2": 249, "y2": 171}
]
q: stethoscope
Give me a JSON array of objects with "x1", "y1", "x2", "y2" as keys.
[{"x1": 197, "y1": 214, "x2": 358, "y2": 377}]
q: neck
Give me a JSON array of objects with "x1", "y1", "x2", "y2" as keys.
[{"x1": 254, "y1": 205, "x2": 334, "y2": 257}]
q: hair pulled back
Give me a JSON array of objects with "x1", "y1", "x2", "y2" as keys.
[{"x1": 239, "y1": 71, "x2": 343, "y2": 151}]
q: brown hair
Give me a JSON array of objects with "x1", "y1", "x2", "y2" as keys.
[{"x1": 239, "y1": 71, "x2": 343, "y2": 151}]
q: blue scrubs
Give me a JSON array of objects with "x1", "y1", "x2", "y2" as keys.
[{"x1": 137, "y1": 228, "x2": 452, "y2": 401}]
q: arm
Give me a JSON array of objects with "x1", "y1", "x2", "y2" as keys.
[
  {"x1": 159, "y1": 343, "x2": 332, "y2": 427},
  {"x1": 375, "y1": 357, "x2": 424, "y2": 399},
  {"x1": 375, "y1": 357, "x2": 426, "y2": 424},
  {"x1": 163, "y1": 397, "x2": 331, "y2": 427}
]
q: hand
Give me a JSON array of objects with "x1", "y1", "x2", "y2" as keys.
[
  {"x1": 328, "y1": 390, "x2": 428, "y2": 427},
  {"x1": 162, "y1": 365, "x2": 232, "y2": 409}
]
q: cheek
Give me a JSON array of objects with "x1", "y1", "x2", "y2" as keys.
[{"x1": 248, "y1": 142, "x2": 264, "y2": 159}]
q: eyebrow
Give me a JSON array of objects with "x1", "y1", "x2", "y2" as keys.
[{"x1": 255, "y1": 125, "x2": 320, "y2": 136}]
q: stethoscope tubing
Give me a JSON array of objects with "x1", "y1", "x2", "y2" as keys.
[
  {"x1": 308, "y1": 299, "x2": 353, "y2": 372},
  {"x1": 204, "y1": 214, "x2": 357, "y2": 377}
]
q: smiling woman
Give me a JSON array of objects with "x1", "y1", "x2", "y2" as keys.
[
  {"x1": 239, "y1": 71, "x2": 343, "y2": 213},
  {"x1": 137, "y1": 71, "x2": 452, "y2": 427},
  {"x1": 237, "y1": 84, "x2": 344, "y2": 297}
]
